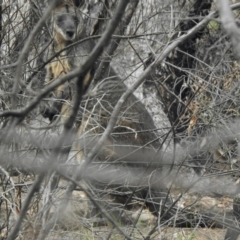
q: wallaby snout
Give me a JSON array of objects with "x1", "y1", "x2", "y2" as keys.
[{"x1": 54, "y1": 13, "x2": 79, "y2": 41}]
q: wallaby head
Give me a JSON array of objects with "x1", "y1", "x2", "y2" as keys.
[{"x1": 51, "y1": 0, "x2": 84, "y2": 44}]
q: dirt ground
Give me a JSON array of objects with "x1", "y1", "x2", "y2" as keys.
[
  {"x1": 1, "y1": 181, "x2": 239, "y2": 240},
  {"x1": 43, "y1": 226, "x2": 230, "y2": 240}
]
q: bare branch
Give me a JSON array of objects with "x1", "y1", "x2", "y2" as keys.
[{"x1": 93, "y1": 0, "x2": 139, "y2": 82}]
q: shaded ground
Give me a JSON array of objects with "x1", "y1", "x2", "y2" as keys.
[
  {"x1": 41, "y1": 223, "x2": 231, "y2": 240},
  {"x1": 47, "y1": 192, "x2": 238, "y2": 239},
  {"x1": 1, "y1": 173, "x2": 239, "y2": 240}
]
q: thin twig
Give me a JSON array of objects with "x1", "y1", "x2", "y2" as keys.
[
  {"x1": 218, "y1": 0, "x2": 240, "y2": 62},
  {"x1": 6, "y1": 174, "x2": 45, "y2": 240},
  {"x1": 11, "y1": 0, "x2": 58, "y2": 109}
]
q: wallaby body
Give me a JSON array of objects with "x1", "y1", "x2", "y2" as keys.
[{"x1": 42, "y1": 0, "x2": 173, "y2": 225}]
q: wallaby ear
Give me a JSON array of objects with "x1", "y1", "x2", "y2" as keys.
[
  {"x1": 48, "y1": 0, "x2": 64, "y2": 8},
  {"x1": 73, "y1": 0, "x2": 84, "y2": 8},
  {"x1": 48, "y1": 0, "x2": 84, "y2": 8}
]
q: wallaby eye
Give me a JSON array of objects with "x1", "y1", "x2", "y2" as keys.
[
  {"x1": 72, "y1": 16, "x2": 79, "y2": 23},
  {"x1": 56, "y1": 15, "x2": 64, "y2": 24}
]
